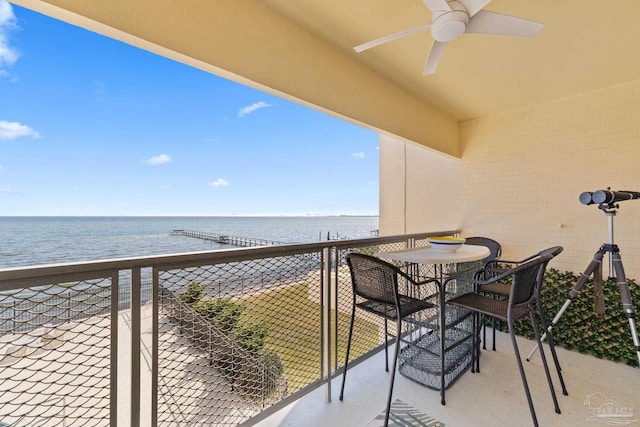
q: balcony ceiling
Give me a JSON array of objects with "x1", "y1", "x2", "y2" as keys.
[
  {"x1": 264, "y1": 0, "x2": 640, "y2": 121},
  {"x1": 12, "y1": 0, "x2": 640, "y2": 155}
]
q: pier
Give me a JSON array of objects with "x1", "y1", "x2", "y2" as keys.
[{"x1": 170, "y1": 230, "x2": 286, "y2": 247}]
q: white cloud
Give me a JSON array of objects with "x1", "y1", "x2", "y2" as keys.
[
  {"x1": 0, "y1": 0, "x2": 18, "y2": 67},
  {"x1": 145, "y1": 154, "x2": 172, "y2": 165},
  {"x1": 0, "y1": 121, "x2": 40, "y2": 140},
  {"x1": 0, "y1": 0, "x2": 14, "y2": 24},
  {"x1": 0, "y1": 164, "x2": 3, "y2": 170},
  {"x1": 237, "y1": 101, "x2": 272, "y2": 118},
  {"x1": 208, "y1": 178, "x2": 230, "y2": 188},
  {"x1": 352, "y1": 152, "x2": 365, "y2": 159}
]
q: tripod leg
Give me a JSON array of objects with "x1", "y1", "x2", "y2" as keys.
[
  {"x1": 527, "y1": 248, "x2": 606, "y2": 360},
  {"x1": 611, "y1": 252, "x2": 640, "y2": 365}
]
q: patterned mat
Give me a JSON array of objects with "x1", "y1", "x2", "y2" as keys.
[{"x1": 365, "y1": 399, "x2": 445, "y2": 427}]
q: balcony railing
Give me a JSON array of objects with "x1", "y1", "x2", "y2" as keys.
[{"x1": 0, "y1": 229, "x2": 460, "y2": 427}]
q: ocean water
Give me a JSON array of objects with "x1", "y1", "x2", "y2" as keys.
[{"x1": 0, "y1": 216, "x2": 378, "y2": 268}]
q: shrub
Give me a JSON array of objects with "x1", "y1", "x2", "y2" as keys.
[
  {"x1": 260, "y1": 348, "x2": 284, "y2": 378},
  {"x1": 193, "y1": 298, "x2": 244, "y2": 333},
  {"x1": 234, "y1": 321, "x2": 269, "y2": 354},
  {"x1": 178, "y1": 281, "x2": 205, "y2": 304},
  {"x1": 222, "y1": 348, "x2": 285, "y2": 396}
]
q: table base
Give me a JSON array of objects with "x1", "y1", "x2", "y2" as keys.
[{"x1": 398, "y1": 326, "x2": 474, "y2": 390}]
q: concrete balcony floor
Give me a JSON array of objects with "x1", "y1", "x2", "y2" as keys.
[{"x1": 256, "y1": 330, "x2": 639, "y2": 427}]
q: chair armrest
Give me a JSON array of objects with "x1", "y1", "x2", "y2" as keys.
[
  {"x1": 412, "y1": 278, "x2": 441, "y2": 287},
  {"x1": 445, "y1": 265, "x2": 516, "y2": 288},
  {"x1": 442, "y1": 275, "x2": 485, "y2": 287},
  {"x1": 396, "y1": 269, "x2": 440, "y2": 287},
  {"x1": 486, "y1": 252, "x2": 539, "y2": 268},
  {"x1": 477, "y1": 266, "x2": 508, "y2": 275},
  {"x1": 485, "y1": 259, "x2": 519, "y2": 268}
]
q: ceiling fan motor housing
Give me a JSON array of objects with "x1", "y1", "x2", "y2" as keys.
[{"x1": 431, "y1": 1, "x2": 469, "y2": 42}]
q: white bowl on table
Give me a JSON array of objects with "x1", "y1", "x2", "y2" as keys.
[{"x1": 427, "y1": 237, "x2": 466, "y2": 252}]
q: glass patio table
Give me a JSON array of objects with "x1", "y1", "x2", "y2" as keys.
[{"x1": 375, "y1": 244, "x2": 490, "y2": 400}]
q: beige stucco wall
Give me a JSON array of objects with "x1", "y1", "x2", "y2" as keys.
[{"x1": 380, "y1": 79, "x2": 640, "y2": 279}]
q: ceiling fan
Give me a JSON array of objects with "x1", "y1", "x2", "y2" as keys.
[{"x1": 354, "y1": 0, "x2": 543, "y2": 75}]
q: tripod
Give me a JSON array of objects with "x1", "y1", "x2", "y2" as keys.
[{"x1": 528, "y1": 196, "x2": 640, "y2": 366}]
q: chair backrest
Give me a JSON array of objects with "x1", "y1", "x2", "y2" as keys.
[
  {"x1": 534, "y1": 246, "x2": 563, "y2": 296},
  {"x1": 346, "y1": 253, "x2": 399, "y2": 306},
  {"x1": 465, "y1": 236, "x2": 502, "y2": 266},
  {"x1": 508, "y1": 254, "x2": 554, "y2": 306},
  {"x1": 537, "y1": 245, "x2": 563, "y2": 259}
]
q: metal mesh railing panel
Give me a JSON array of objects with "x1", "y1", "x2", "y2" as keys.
[
  {"x1": 334, "y1": 242, "x2": 410, "y2": 373},
  {"x1": 0, "y1": 231, "x2": 467, "y2": 427},
  {"x1": 155, "y1": 253, "x2": 323, "y2": 426},
  {"x1": 0, "y1": 279, "x2": 113, "y2": 427}
]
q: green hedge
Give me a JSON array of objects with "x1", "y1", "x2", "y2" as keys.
[{"x1": 505, "y1": 268, "x2": 640, "y2": 366}]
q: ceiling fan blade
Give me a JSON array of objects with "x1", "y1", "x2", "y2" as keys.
[
  {"x1": 422, "y1": 0, "x2": 451, "y2": 14},
  {"x1": 458, "y1": 0, "x2": 492, "y2": 17},
  {"x1": 423, "y1": 41, "x2": 447, "y2": 75},
  {"x1": 466, "y1": 11, "x2": 544, "y2": 36},
  {"x1": 354, "y1": 24, "x2": 431, "y2": 53}
]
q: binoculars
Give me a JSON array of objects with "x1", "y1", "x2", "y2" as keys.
[{"x1": 579, "y1": 189, "x2": 640, "y2": 205}]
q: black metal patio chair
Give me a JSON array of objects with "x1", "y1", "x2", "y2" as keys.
[
  {"x1": 464, "y1": 236, "x2": 502, "y2": 350},
  {"x1": 478, "y1": 245, "x2": 568, "y2": 395},
  {"x1": 339, "y1": 253, "x2": 437, "y2": 427},
  {"x1": 444, "y1": 254, "x2": 562, "y2": 427}
]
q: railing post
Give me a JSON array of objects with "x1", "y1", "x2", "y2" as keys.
[
  {"x1": 131, "y1": 267, "x2": 141, "y2": 427},
  {"x1": 321, "y1": 247, "x2": 332, "y2": 402},
  {"x1": 151, "y1": 268, "x2": 159, "y2": 427},
  {"x1": 110, "y1": 272, "x2": 119, "y2": 427},
  {"x1": 333, "y1": 247, "x2": 340, "y2": 374}
]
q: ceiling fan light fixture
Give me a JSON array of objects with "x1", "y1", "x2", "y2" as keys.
[{"x1": 431, "y1": 5, "x2": 469, "y2": 42}]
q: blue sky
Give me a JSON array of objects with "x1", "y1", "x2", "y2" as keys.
[{"x1": 0, "y1": 1, "x2": 379, "y2": 216}]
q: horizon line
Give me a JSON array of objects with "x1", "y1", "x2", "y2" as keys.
[{"x1": 0, "y1": 214, "x2": 380, "y2": 218}]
